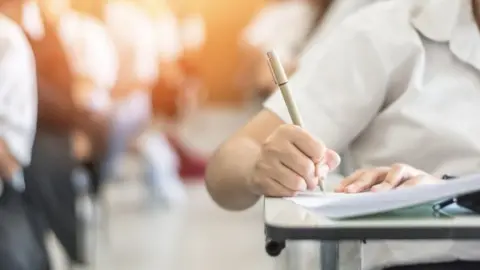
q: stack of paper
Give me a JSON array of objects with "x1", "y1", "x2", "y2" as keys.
[{"x1": 286, "y1": 174, "x2": 480, "y2": 219}]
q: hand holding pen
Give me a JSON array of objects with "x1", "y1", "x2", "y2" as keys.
[{"x1": 245, "y1": 51, "x2": 341, "y2": 197}]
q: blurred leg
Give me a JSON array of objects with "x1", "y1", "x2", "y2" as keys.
[
  {"x1": 0, "y1": 184, "x2": 50, "y2": 270},
  {"x1": 23, "y1": 131, "x2": 79, "y2": 263},
  {"x1": 103, "y1": 91, "x2": 185, "y2": 204},
  {"x1": 101, "y1": 91, "x2": 151, "y2": 181},
  {"x1": 139, "y1": 130, "x2": 187, "y2": 205}
]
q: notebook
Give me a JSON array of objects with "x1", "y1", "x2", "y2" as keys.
[{"x1": 286, "y1": 173, "x2": 480, "y2": 219}]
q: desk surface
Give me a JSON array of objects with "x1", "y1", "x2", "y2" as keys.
[{"x1": 264, "y1": 197, "x2": 480, "y2": 241}]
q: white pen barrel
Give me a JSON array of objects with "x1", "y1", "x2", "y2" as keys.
[{"x1": 267, "y1": 50, "x2": 304, "y2": 127}]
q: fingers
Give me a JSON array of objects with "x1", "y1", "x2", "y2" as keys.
[
  {"x1": 371, "y1": 163, "x2": 410, "y2": 192},
  {"x1": 396, "y1": 175, "x2": 425, "y2": 189},
  {"x1": 397, "y1": 174, "x2": 442, "y2": 188},
  {"x1": 333, "y1": 161, "x2": 440, "y2": 194},
  {"x1": 254, "y1": 124, "x2": 342, "y2": 197},
  {"x1": 272, "y1": 162, "x2": 312, "y2": 191},
  {"x1": 278, "y1": 125, "x2": 327, "y2": 163},
  {"x1": 335, "y1": 170, "x2": 364, "y2": 192},
  {"x1": 336, "y1": 167, "x2": 390, "y2": 193},
  {"x1": 279, "y1": 143, "x2": 317, "y2": 189},
  {"x1": 261, "y1": 177, "x2": 297, "y2": 198},
  {"x1": 345, "y1": 169, "x2": 389, "y2": 193}
]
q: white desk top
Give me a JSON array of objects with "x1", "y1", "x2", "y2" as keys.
[{"x1": 264, "y1": 197, "x2": 480, "y2": 229}]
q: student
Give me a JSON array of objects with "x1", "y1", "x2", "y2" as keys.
[
  {"x1": 59, "y1": 1, "x2": 117, "y2": 119},
  {"x1": 0, "y1": 9, "x2": 43, "y2": 269},
  {"x1": 150, "y1": 0, "x2": 207, "y2": 180},
  {"x1": 18, "y1": 0, "x2": 108, "y2": 263},
  {"x1": 206, "y1": 0, "x2": 480, "y2": 269},
  {"x1": 29, "y1": 0, "x2": 118, "y2": 164},
  {"x1": 0, "y1": 7, "x2": 36, "y2": 181}
]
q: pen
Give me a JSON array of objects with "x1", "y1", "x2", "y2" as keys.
[
  {"x1": 433, "y1": 197, "x2": 456, "y2": 212},
  {"x1": 266, "y1": 50, "x2": 324, "y2": 193}
]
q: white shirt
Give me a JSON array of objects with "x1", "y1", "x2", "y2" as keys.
[
  {"x1": 58, "y1": 11, "x2": 118, "y2": 112},
  {"x1": 0, "y1": 16, "x2": 37, "y2": 167},
  {"x1": 264, "y1": 0, "x2": 480, "y2": 269},
  {"x1": 300, "y1": 0, "x2": 385, "y2": 56},
  {"x1": 243, "y1": 1, "x2": 316, "y2": 64},
  {"x1": 105, "y1": 1, "x2": 159, "y2": 89}
]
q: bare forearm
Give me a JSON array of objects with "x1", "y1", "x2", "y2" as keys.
[{"x1": 205, "y1": 137, "x2": 262, "y2": 211}]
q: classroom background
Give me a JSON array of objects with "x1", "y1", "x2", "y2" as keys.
[{"x1": 0, "y1": 0, "x2": 343, "y2": 269}]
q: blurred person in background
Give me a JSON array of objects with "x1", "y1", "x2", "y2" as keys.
[
  {"x1": 28, "y1": 0, "x2": 118, "y2": 201},
  {"x1": 207, "y1": 0, "x2": 480, "y2": 269},
  {"x1": 0, "y1": 2, "x2": 43, "y2": 268},
  {"x1": 16, "y1": 0, "x2": 109, "y2": 264},
  {"x1": 149, "y1": 0, "x2": 208, "y2": 180},
  {"x1": 105, "y1": 0, "x2": 187, "y2": 205}
]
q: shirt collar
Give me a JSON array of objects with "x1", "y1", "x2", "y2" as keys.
[{"x1": 411, "y1": 0, "x2": 480, "y2": 71}]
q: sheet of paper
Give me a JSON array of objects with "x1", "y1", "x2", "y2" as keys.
[
  {"x1": 287, "y1": 192, "x2": 353, "y2": 208},
  {"x1": 285, "y1": 174, "x2": 480, "y2": 219}
]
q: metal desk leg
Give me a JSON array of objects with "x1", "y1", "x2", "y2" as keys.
[
  {"x1": 284, "y1": 242, "x2": 303, "y2": 270},
  {"x1": 321, "y1": 241, "x2": 339, "y2": 270}
]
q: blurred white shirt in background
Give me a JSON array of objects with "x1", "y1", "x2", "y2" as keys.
[
  {"x1": 105, "y1": 1, "x2": 159, "y2": 90},
  {"x1": 22, "y1": 1, "x2": 118, "y2": 112},
  {"x1": 58, "y1": 12, "x2": 118, "y2": 112},
  {"x1": 0, "y1": 15, "x2": 37, "y2": 167}
]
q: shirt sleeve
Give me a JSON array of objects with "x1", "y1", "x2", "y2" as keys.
[
  {"x1": 263, "y1": 14, "x2": 391, "y2": 153},
  {"x1": 0, "y1": 19, "x2": 37, "y2": 166}
]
